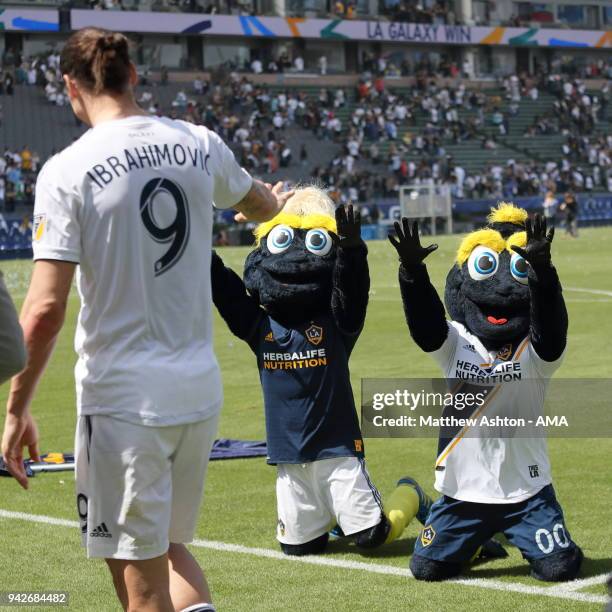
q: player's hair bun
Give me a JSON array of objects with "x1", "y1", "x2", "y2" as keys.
[{"x1": 60, "y1": 27, "x2": 131, "y2": 95}]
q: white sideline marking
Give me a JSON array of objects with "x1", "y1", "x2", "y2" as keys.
[
  {"x1": 0, "y1": 509, "x2": 608, "y2": 605},
  {"x1": 192, "y1": 537, "x2": 412, "y2": 577},
  {"x1": 565, "y1": 287, "x2": 612, "y2": 298},
  {"x1": 557, "y1": 573, "x2": 611, "y2": 592},
  {"x1": 565, "y1": 298, "x2": 612, "y2": 303}
]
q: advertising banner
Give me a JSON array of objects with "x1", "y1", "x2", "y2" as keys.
[
  {"x1": 70, "y1": 11, "x2": 612, "y2": 48},
  {"x1": 0, "y1": 8, "x2": 59, "y2": 32}
]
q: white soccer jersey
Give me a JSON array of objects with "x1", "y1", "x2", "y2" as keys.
[
  {"x1": 33, "y1": 115, "x2": 253, "y2": 426},
  {"x1": 430, "y1": 321, "x2": 563, "y2": 504}
]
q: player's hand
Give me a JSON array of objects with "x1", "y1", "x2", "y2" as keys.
[
  {"x1": 1, "y1": 412, "x2": 40, "y2": 489},
  {"x1": 335, "y1": 204, "x2": 362, "y2": 248},
  {"x1": 388, "y1": 218, "x2": 438, "y2": 268},
  {"x1": 234, "y1": 181, "x2": 294, "y2": 223},
  {"x1": 510, "y1": 214, "x2": 554, "y2": 272}
]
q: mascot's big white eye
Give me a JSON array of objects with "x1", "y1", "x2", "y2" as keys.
[
  {"x1": 267, "y1": 225, "x2": 294, "y2": 254},
  {"x1": 467, "y1": 246, "x2": 499, "y2": 281},
  {"x1": 510, "y1": 252, "x2": 529, "y2": 285},
  {"x1": 305, "y1": 229, "x2": 333, "y2": 256}
]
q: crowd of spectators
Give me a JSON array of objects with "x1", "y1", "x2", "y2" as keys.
[
  {"x1": 138, "y1": 73, "x2": 323, "y2": 174},
  {"x1": 1, "y1": 47, "x2": 610, "y2": 221},
  {"x1": 0, "y1": 145, "x2": 40, "y2": 252},
  {"x1": 303, "y1": 72, "x2": 611, "y2": 205},
  {"x1": 75, "y1": 0, "x2": 455, "y2": 21},
  {"x1": 249, "y1": 53, "x2": 306, "y2": 76},
  {"x1": 309, "y1": 149, "x2": 612, "y2": 205},
  {"x1": 1, "y1": 49, "x2": 69, "y2": 107},
  {"x1": 247, "y1": 50, "x2": 463, "y2": 78},
  {"x1": 380, "y1": 0, "x2": 454, "y2": 24},
  {"x1": 82, "y1": 0, "x2": 245, "y2": 14},
  {"x1": 549, "y1": 59, "x2": 612, "y2": 81},
  {"x1": 0, "y1": 146, "x2": 39, "y2": 217}
]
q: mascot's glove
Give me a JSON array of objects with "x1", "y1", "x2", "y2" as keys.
[
  {"x1": 335, "y1": 204, "x2": 363, "y2": 249},
  {"x1": 388, "y1": 218, "x2": 438, "y2": 270},
  {"x1": 510, "y1": 214, "x2": 554, "y2": 277}
]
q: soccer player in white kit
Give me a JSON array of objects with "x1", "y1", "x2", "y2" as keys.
[{"x1": 1, "y1": 28, "x2": 292, "y2": 612}]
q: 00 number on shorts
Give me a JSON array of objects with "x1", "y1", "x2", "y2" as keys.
[{"x1": 535, "y1": 523, "x2": 570, "y2": 554}]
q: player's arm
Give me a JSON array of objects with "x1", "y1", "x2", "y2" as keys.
[
  {"x1": 211, "y1": 251, "x2": 264, "y2": 346},
  {"x1": 388, "y1": 219, "x2": 448, "y2": 352},
  {"x1": 0, "y1": 272, "x2": 27, "y2": 385},
  {"x1": 233, "y1": 180, "x2": 294, "y2": 223},
  {"x1": 2, "y1": 260, "x2": 76, "y2": 488},
  {"x1": 331, "y1": 204, "x2": 370, "y2": 336},
  {"x1": 510, "y1": 215, "x2": 567, "y2": 361}
]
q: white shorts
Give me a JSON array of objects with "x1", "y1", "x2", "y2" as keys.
[
  {"x1": 75, "y1": 412, "x2": 219, "y2": 560},
  {"x1": 276, "y1": 456, "x2": 383, "y2": 545}
]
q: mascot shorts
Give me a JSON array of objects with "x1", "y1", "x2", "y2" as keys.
[
  {"x1": 413, "y1": 484, "x2": 578, "y2": 563},
  {"x1": 75, "y1": 412, "x2": 219, "y2": 560},
  {"x1": 276, "y1": 456, "x2": 383, "y2": 545}
]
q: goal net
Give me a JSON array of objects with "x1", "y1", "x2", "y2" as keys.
[{"x1": 398, "y1": 184, "x2": 453, "y2": 236}]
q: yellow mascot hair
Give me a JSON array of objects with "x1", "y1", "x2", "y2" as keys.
[
  {"x1": 254, "y1": 186, "x2": 337, "y2": 244},
  {"x1": 456, "y1": 202, "x2": 528, "y2": 265},
  {"x1": 487, "y1": 202, "x2": 528, "y2": 226}
]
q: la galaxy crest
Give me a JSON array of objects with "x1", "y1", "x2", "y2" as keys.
[
  {"x1": 420, "y1": 525, "x2": 436, "y2": 547},
  {"x1": 496, "y1": 344, "x2": 513, "y2": 361},
  {"x1": 305, "y1": 324, "x2": 323, "y2": 346}
]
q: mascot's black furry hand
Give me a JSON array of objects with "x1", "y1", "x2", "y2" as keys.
[
  {"x1": 388, "y1": 218, "x2": 438, "y2": 269},
  {"x1": 510, "y1": 214, "x2": 554, "y2": 275},
  {"x1": 335, "y1": 204, "x2": 363, "y2": 248}
]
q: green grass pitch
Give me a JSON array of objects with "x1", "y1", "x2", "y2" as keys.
[{"x1": 0, "y1": 227, "x2": 611, "y2": 611}]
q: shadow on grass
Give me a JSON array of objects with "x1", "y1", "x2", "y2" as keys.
[
  {"x1": 464, "y1": 555, "x2": 612, "y2": 582},
  {"x1": 325, "y1": 536, "x2": 416, "y2": 560}
]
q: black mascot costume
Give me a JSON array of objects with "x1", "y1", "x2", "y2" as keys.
[
  {"x1": 211, "y1": 187, "x2": 428, "y2": 556},
  {"x1": 388, "y1": 202, "x2": 583, "y2": 582}
]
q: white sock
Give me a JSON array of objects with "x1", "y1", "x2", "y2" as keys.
[{"x1": 181, "y1": 604, "x2": 216, "y2": 612}]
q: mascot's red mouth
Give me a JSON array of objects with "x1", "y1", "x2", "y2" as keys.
[{"x1": 487, "y1": 315, "x2": 508, "y2": 325}]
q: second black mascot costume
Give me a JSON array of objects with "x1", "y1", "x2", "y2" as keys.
[{"x1": 389, "y1": 202, "x2": 583, "y2": 582}]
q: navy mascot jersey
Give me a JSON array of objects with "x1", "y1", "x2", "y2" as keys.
[
  {"x1": 249, "y1": 314, "x2": 364, "y2": 465},
  {"x1": 210, "y1": 196, "x2": 370, "y2": 469}
]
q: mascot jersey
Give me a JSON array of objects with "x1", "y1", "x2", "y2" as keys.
[
  {"x1": 210, "y1": 191, "x2": 370, "y2": 467},
  {"x1": 430, "y1": 320, "x2": 561, "y2": 504},
  {"x1": 246, "y1": 313, "x2": 363, "y2": 464},
  {"x1": 395, "y1": 203, "x2": 568, "y2": 506}
]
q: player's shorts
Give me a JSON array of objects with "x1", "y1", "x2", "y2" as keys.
[
  {"x1": 414, "y1": 484, "x2": 578, "y2": 563},
  {"x1": 75, "y1": 412, "x2": 219, "y2": 560},
  {"x1": 276, "y1": 456, "x2": 383, "y2": 545}
]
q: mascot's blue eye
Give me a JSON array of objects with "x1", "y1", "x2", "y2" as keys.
[
  {"x1": 305, "y1": 229, "x2": 333, "y2": 256},
  {"x1": 510, "y1": 252, "x2": 529, "y2": 285},
  {"x1": 267, "y1": 225, "x2": 294, "y2": 254},
  {"x1": 467, "y1": 246, "x2": 499, "y2": 281}
]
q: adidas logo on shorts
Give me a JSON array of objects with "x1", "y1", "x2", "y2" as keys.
[{"x1": 90, "y1": 522, "x2": 112, "y2": 538}]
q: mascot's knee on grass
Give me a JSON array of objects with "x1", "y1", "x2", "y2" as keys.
[
  {"x1": 529, "y1": 547, "x2": 583, "y2": 582},
  {"x1": 410, "y1": 555, "x2": 462, "y2": 582},
  {"x1": 211, "y1": 186, "x2": 423, "y2": 556},
  {"x1": 280, "y1": 533, "x2": 329, "y2": 557},
  {"x1": 389, "y1": 202, "x2": 582, "y2": 582}
]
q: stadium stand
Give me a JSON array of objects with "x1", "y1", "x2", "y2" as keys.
[
  {"x1": 0, "y1": 0, "x2": 610, "y2": 252},
  {"x1": 2, "y1": 66, "x2": 610, "y2": 199}
]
